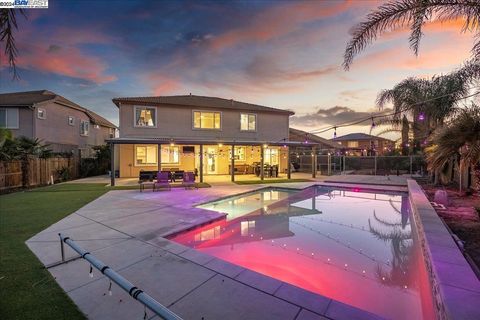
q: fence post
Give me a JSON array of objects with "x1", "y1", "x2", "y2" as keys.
[
  {"x1": 343, "y1": 156, "x2": 346, "y2": 174},
  {"x1": 327, "y1": 153, "x2": 331, "y2": 176},
  {"x1": 409, "y1": 155, "x2": 413, "y2": 175},
  {"x1": 374, "y1": 156, "x2": 377, "y2": 176}
]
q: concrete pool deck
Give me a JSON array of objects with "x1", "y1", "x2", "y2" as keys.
[{"x1": 27, "y1": 181, "x2": 400, "y2": 320}]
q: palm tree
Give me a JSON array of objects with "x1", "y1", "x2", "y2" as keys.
[
  {"x1": 426, "y1": 103, "x2": 480, "y2": 190},
  {"x1": 343, "y1": 0, "x2": 480, "y2": 70},
  {"x1": 1, "y1": 8, "x2": 26, "y2": 79},
  {"x1": 15, "y1": 137, "x2": 51, "y2": 187},
  {"x1": 376, "y1": 63, "x2": 480, "y2": 152}
]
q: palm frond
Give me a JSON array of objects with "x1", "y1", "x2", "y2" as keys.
[
  {"x1": 0, "y1": 9, "x2": 26, "y2": 79},
  {"x1": 343, "y1": 0, "x2": 480, "y2": 70}
]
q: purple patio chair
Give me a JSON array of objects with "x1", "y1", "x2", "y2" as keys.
[
  {"x1": 154, "y1": 171, "x2": 171, "y2": 191},
  {"x1": 182, "y1": 171, "x2": 196, "y2": 189}
]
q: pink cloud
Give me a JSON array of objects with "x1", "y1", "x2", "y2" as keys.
[
  {"x1": 13, "y1": 25, "x2": 116, "y2": 83},
  {"x1": 209, "y1": 0, "x2": 362, "y2": 52}
]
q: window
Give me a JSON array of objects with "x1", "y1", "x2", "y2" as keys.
[
  {"x1": 229, "y1": 146, "x2": 246, "y2": 161},
  {"x1": 240, "y1": 113, "x2": 256, "y2": 131},
  {"x1": 264, "y1": 148, "x2": 279, "y2": 165},
  {"x1": 80, "y1": 120, "x2": 89, "y2": 136},
  {"x1": 109, "y1": 128, "x2": 115, "y2": 138},
  {"x1": 68, "y1": 116, "x2": 75, "y2": 126},
  {"x1": 161, "y1": 146, "x2": 179, "y2": 164},
  {"x1": 37, "y1": 108, "x2": 46, "y2": 119},
  {"x1": 240, "y1": 221, "x2": 255, "y2": 236},
  {"x1": 347, "y1": 141, "x2": 359, "y2": 148},
  {"x1": 134, "y1": 106, "x2": 156, "y2": 127},
  {"x1": 135, "y1": 145, "x2": 157, "y2": 166},
  {"x1": 193, "y1": 111, "x2": 221, "y2": 129},
  {"x1": 0, "y1": 108, "x2": 19, "y2": 129}
]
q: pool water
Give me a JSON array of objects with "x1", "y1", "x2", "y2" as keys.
[
  {"x1": 171, "y1": 186, "x2": 435, "y2": 320},
  {"x1": 196, "y1": 188, "x2": 296, "y2": 221}
]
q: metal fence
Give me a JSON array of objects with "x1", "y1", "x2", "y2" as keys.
[{"x1": 294, "y1": 155, "x2": 426, "y2": 176}]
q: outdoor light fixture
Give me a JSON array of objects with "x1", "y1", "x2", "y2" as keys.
[
  {"x1": 263, "y1": 144, "x2": 268, "y2": 148},
  {"x1": 170, "y1": 141, "x2": 175, "y2": 146},
  {"x1": 371, "y1": 117, "x2": 376, "y2": 128},
  {"x1": 333, "y1": 126, "x2": 337, "y2": 139},
  {"x1": 218, "y1": 143, "x2": 223, "y2": 147},
  {"x1": 418, "y1": 113, "x2": 425, "y2": 121}
]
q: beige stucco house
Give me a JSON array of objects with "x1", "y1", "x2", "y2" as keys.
[
  {"x1": 0, "y1": 90, "x2": 117, "y2": 155},
  {"x1": 108, "y1": 95, "x2": 317, "y2": 185}
]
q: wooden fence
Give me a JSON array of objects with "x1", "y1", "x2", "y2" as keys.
[{"x1": 0, "y1": 157, "x2": 79, "y2": 191}]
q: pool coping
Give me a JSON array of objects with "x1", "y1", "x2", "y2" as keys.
[{"x1": 407, "y1": 180, "x2": 480, "y2": 320}]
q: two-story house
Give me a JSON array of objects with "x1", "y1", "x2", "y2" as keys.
[
  {"x1": 331, "y1": 133, "x2": 395, "y2": 156},
  {"x1": 108, "y1": 95, "x2": 315, "y2": 185},
  {"x1": 0, "y1": 90, "x2": 117, "y2": 155}
]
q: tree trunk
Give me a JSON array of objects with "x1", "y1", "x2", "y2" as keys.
[{"x1": 21, "y1": 156, "x2": 30, "y2": 188}]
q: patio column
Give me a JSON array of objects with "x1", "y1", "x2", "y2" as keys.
[
  {"x1": 110, "y1": 142, "x2": 115, "y2": 186},
  {"x1": 199, "y1": 144, "x2": 204, "y2": 183},
  {"x1": 260, "y1": 144, "x2": 264, "y2": 180},
  {"x1": 157, "y1": 144, "x2": 162, "y2": 173},
  {"x1": 287, "y1": 146, "x2": 291, "y2": 179},
  {"x1": 231, "y1": 144, "x2": 235, "y2": 182},
  {"x1": 312, "y1": 146, "x2": 317, "y2": 178}
]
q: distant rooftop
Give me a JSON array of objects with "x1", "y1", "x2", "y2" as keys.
[
  {"x1": 0, "y1": 90, "x2": 117, "y2": 128},
  {"x1": 112, "y1": 95, "x2": 295, "y2": 115},
  {"x1": 331, "y1": 132, "x2": 393, "y2": 142},
  {"x1": 289, "y1": 127, "x2": 340, "y2": 149}
]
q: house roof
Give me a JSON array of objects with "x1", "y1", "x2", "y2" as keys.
[
  {"x1": 289, "y1": 128, "x2": 340, "y2": 149},
  {"x1": 112, "y1": 95, "x2": 295, "y2": 115},
  {"x1": 0, "y1": 90, "x2": 117, "y2": 128},
  {"x1": 331, "y1": 133, "x2": 393, "y2": 142}
]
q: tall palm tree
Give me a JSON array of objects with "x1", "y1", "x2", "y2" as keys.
[
  {"x1": 0, "y1": 9, "x2": 26, "y2": 79},
  {"x1": 343, "y1": 0, "x2": 480, "y2": 70},
  {"x1": 426, "y1": 103, "x2": 480, "y2": 190},
  {"x1": 376, "y1": 63, "x2": 480, "y2": 152}
]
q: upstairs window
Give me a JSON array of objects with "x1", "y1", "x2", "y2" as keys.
[
  {"x1": 347, "y1": 141, "x2": 359, "y2": 148},
  {"x1": 0, "y1": 108, "x2": 19, "y2": 129},
  {"x1": 68, "y1": 116, "x2": 75, "y2": 126},
  {"x1": 193, "y1": 111, "x2": 221, "y2": 129},
  {"x1": 109, "y1": 128, "x2": 115, "y2": 138},
  {"x1": 240, "y1": 113, "x2": 256, "y2": 131},
  {"x1": 135, "y1": 106, "x2": 156, "y2": 127},
  {"x1": 37, "y1": 108, "x2": 46, "y2": 119},
  {"x1": 80, "y1": 120, "x2": 89, "y2": 136},
  {"x1": 135, "y1": 145, "x2": 157, "y2": 166}
]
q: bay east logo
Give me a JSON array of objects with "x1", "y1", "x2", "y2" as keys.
[{"x1": 0, "y1": 0, "x2": 48, "y2": 8}]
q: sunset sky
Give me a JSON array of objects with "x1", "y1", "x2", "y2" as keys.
[{"x1": 0, "y1": 0, "x2": 475, "y2": 139}]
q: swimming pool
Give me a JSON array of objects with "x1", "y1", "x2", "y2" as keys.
[{"x1": 170, "y1": 186, "x2": 435, "y2": 320}]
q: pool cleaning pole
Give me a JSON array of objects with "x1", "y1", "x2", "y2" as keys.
[{"x1": 58, "y1": 233, "x2": 182, "y2": 320}]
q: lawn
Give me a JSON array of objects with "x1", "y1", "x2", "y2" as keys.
[
  {"x1": 234, "y1": 178, "x2": 312, "y2": 185},
  {"x1": 0, "y1": 183, "x2": 109, "y2": 320}
]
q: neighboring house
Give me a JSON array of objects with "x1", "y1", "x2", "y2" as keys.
[
  {"x1": 331, "y1": 133, "x2": 394, "y2": 156},
  {"x1": 108, "y1": 95, "x2": 315, "y2": 184},
  {"x1": 289, "y1": 127, "x2": 340, "y2": 153},
  {"x1": 0, "y1": 90, "x2": 117, "y2": 155}
]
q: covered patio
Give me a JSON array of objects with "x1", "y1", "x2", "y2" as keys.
[{"x1": 107, "y1": 138, "x2": 319, "y2": 186}]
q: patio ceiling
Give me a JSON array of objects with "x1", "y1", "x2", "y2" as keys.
[{"x1": 106, "y1": 137, "x2": 319, "y2": 147}]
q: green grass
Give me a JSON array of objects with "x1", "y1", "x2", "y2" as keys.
[
  {"x1": 234, "y1": 178, "x2": 312, "y2": 185},
  {"x1": 0, "y1": 183, "x2": 109, "y2": 320}
]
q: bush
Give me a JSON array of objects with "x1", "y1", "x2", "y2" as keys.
[{"x1": 79, "y1": 145, "x2": 111, "y2": 177}]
